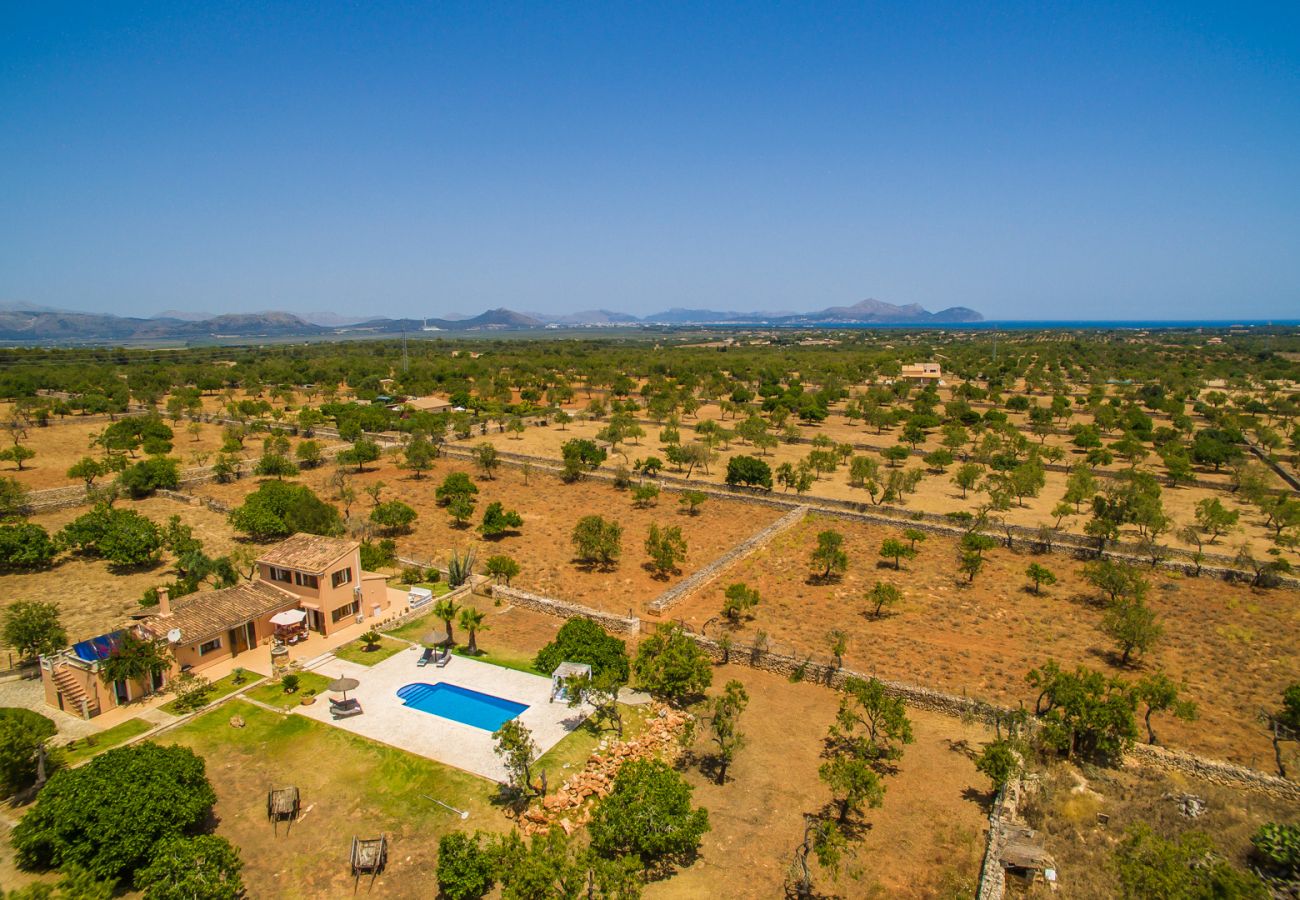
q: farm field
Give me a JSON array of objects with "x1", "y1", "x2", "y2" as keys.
[
  {"x1": 670, "y1": 513, "x2": 1300, "y2": 768},
  {"x1": 476, "y1": 411, "x2": 1293, "y2": 559},
  {"x1": 191, "y1": 456, "x2": 784, "y2": 613},
  {"x1": 0, "y1": 410, "x2": 341, "y2": 491}
]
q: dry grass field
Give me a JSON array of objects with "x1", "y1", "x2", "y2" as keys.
[
  {"x1": 192, "y1": 457, "x2": 784, "y2": 612},
  {"x1": 670, "y1": 513, "x2": 1300, "y2": 768}
]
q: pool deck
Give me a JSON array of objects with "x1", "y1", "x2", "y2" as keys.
[{"x1": 295, "y1": 645, "x2": 591, "y2": 782}]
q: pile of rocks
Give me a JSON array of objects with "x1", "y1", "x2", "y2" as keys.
[{"x1": 515, "y1": 703, "x2": 691, "y2": 837}]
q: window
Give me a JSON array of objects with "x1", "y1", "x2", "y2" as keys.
[
  {"x1": 331, "y1": 567, "x2": 352, "y2": 589},
  {"x1": 330, "y1": 600, "x2": 359, "y2": 624},
  {"x1": 198, "y1": 637, "x2": 222, "y2": 656},
  {"x1": 268, "y1": 566, "x2": 293, "y2": 584},
  {"x1": 293, "y1": 572, "x2": 319, "y2": 589}
]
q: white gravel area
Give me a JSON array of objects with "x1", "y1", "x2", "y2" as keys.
[{"x1": 295, "y1": 645, "x2": 591, "y2": 782}]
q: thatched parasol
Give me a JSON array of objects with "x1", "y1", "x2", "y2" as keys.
[{"x1": 328, "y1": 675, "x2": 360, "y2": 700}]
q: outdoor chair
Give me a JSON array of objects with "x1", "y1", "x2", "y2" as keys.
[
  {"x1": 435, "y1": 648, "x2": 451, "y2": 667},
  {"x1": 330, "y1": 698, "x2": 364, "y2": 719},
  {"x1": 417, "y1": 647, "x2": 433, "y2": 667}
]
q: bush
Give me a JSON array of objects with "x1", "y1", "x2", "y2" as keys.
[
  {"x1": 11, "y1": 743, "x2": 216, "y2": 883},
  {"x1": 117, "y1": 457, "x2": 180, "y2": 499},
  {"x1": 169, "y1": 672, "x2": 212, "y2": 713},
  {"x1": 58, "y1": 505, "x2": 163, "y2": 567},
  {"x1": 534, "y1": 619, "x2": 629, "y2": 681},
  {"x1": 436, "y1": 831, "x2": 497, "y2": 900},
  {"x1": 228, "y1": 481, "x2": 342, "y2": 541},
  {"x1": 359, "y1": 538, "x2": 396, "y2": 570},
  {"x1": 1251, "y1": 822, "x2": 1300, "y2": 878},
  {"x1": 0, "y1": 523, "x2": 55, "y2": 571},
  {"x1": 400, "y1": 565, "x2": 426, "y2": 585},
  {"x1": 134, "y1": 834, "x2": 244, "y2": 900},
  {"x1": 725, "y1": 455, "x2": 773, "y2": 490},
  {"x1": 281, "y1": 674, "x2": 301, "y2": 694},
  {"x1": 370, "y1": 500, "x2": 418, "y2": 535},
  {"x1": 588, "y1": 759, "x2": 710, "y2": 866},
  {"x1": 0, "y1": 708, "x2": 58, "y2": 796},
  {"x1": 633, "y1": 624, "x2": 712, "y2": 703},
  {"x1": 478, "y1": 502, "x2": 523, "y2": 538}
]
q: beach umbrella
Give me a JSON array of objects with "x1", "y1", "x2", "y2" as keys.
[
  {"x1": 328, "y1": 675, "x2": 360, "y2": 700},
  {"x1": 423, "y1": 630, "x2": 449, "y2": 647}
]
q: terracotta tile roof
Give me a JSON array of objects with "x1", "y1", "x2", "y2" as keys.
[
  {"x1": 141, "y1": 581, "x2": 298, "y2": 644},
  {"x1": 255, "y1": 534, "x2": 359, "y2": 573}
]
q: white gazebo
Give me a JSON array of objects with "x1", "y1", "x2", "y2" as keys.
[{"x1": 549, "y1": 661, "x2": 592, "y2": 702}]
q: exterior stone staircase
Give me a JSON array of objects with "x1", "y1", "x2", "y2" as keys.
[{"x1": 51, "y1": 665, "x2": 96, "y2": 718}]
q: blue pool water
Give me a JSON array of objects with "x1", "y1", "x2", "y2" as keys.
[{"x1": 396, "y1": 682, "x2": 528, "y2": 731}]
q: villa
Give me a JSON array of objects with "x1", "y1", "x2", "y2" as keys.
[{"x1": 39, "y1": 534, "x2": 392, "y2": 719}]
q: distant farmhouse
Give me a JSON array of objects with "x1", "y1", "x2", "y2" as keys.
[
  {"x1": 41, "y1": 534, "x2": 391, "y2": 719},
  {"x1": 899, "y1": 362, "x2": 943, "y2": 384}
]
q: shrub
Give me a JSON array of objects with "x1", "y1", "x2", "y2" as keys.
[
  {"x1": 58, "y1": 505, "x2": 163, "y2": 567},
  {"x1": 228, "y1": 481, "x2": 341, "y2": 541},
  {"x1": 370, "y1": 500, "x2": 418, "y2": 535},
  {"x1": 11, "y1": 743, "x2": 216, "y2": 883},
  {"x1": 281, "y1": 673, "x2": 301, "y2": 694},
  {"x1": 134, "y1": 834, "x2": 244, "y2": 900},
  {"x1": 588, "y1": 759, "x2": 710, "y2": 866},
  {"x1": 0, "y1": 523, "x2": 55, "y2": 571},
  {"x1": 571, "y1": 515, "x2": 621, "y2": 568},
  {"x1": 436, "y1": 831, "x2": 497, "y2": 900},
  {"x1": 117, "y1": 457, "x2": 181, "y2": 498},
  {"x1": 478, "y1": 502, "x2": 523, "y2": 538},
  {"x1": 725, "y1": 455, "x2": 772, "y2": 489},
  {"x1": 1251, "y1": 822, "x2": 1300, "y2": 878},
  {"x1": 534, "y1": 619, "x2": 629, "y2": 681}
]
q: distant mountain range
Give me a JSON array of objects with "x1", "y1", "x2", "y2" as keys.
[{"x1": 0, "y1": 298, "x2": 981, "y2": 343}]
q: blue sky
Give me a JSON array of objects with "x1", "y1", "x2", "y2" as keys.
[{"x1": 1, "y1": 2, "x2": 1297, "y2": 321}]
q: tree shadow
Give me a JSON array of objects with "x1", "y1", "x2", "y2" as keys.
[
  {"x1": 804, "y1": 573, "x2": 843, "y2": 586},
  {"x1": 962, "y1": 786, "x2": 998, "y2": 812}
]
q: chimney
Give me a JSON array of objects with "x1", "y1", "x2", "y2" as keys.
[{"x1": 158, "y1": 587, "x2": 171, "y2": 617}]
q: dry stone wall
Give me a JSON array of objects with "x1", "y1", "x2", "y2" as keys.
[
  {"x1": 647, "y1": 505, "x2": 808, "y2": 615},
  {"x1": 489, "y1": 584, "x2": 640, "y2": 635}
]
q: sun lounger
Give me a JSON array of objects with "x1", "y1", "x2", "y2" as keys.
[
  {"x1": 330, "y1": 698, "x2": 363, "y2": 719},
  {"x1": 417, "y1": 647, "x2": 433, "y2": 667},
  {"x1": 435, "y1": 648, "x2": 451, "y2": 667}
]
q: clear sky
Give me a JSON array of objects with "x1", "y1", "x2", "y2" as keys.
[{"x1": 2, "y1": 2, "x2": 1297, "y2": 321}]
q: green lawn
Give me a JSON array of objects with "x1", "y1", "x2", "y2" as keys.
[
  {"x1": 382, "y1": 606, "x2": 459, "y2": 644},
  {"x1": 156, "y1": 700, "x2": 506, "y2": 896},
  {"x1": 244, "y1": 670, "x2": 334, "y2": 710},
  {"x1": 159, "y1": 670, "x2": 265, "y2": 715},
  {"x1": 60, "y1": 717, "x2": 153, "y2": 766},
  {"x1": 451, "y1": 645, "x2": 541, "y2": 675},
  {"x1": 333, "y1": 635, "x2": 408, "y2": 666}
]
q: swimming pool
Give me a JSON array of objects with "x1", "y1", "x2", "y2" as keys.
[{"x1": 396, "y1": 682, "x2": 528, "y2": 731}]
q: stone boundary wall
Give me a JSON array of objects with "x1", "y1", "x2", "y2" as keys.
[
  {"x1": 974, "y1": 774, "x2": 1032, "y2": 900},
  {"x1": 647, "y1": 506, "x2": 808, "y2": 615},
  {"x1": 489, "y1": 584, "x2": 640, "y2": 636},
  {"x1": 436, "y1": 445, "x2": 1300, "y2": 589},
  {"x1": 1127, "y1": 741, "x2": 1300, "y2": 801}
]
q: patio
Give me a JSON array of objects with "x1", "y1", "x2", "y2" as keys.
[{"x1": 295, "y1": 645, "x2": 592, "y2": 782}]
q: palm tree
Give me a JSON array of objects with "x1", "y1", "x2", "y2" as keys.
[
  {"x1": 433, "y1": 597, "x2": 462, "y2": 646},
  {"x1": 458, "y1": 607, "x2": 488, "y2": 655}
]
